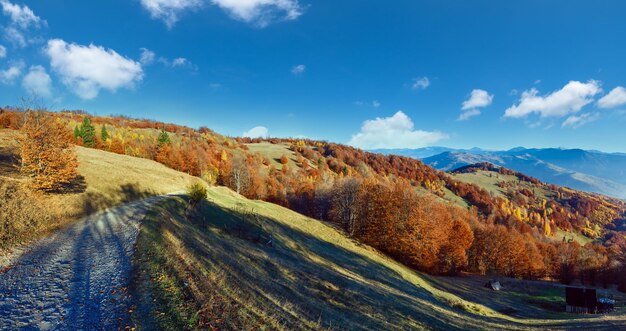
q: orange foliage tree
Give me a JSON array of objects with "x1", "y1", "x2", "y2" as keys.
[{"x1": 19, "y1": 110, "x2": 78, "y2": 192}]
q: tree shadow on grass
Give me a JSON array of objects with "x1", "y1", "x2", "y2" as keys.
[
  {"x1": 156, "y1": 197, "x2": 626, "y2": 330},
  {"x1": 80, "y1": 183, "x2": 156, "y2": 215},
  {"x1": 0, "y1": 146, "x2": 20, "y2": 178},
  {"x1": 147, "y1": 197, "x2": 524, "y2": 331},
  {"x1": 0, "y1": 184, "x2": 160, "y2": 330},
  {"x1": 65, "y1": 192, "x2": 159, "y2": 329},
  {"x1": 60, "y1": 175, "x2": 87, "y2": 194}
]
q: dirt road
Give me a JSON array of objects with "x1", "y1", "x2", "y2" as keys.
[{"x1": 0, "y1": 196, "x2": 165, "y2": 330}]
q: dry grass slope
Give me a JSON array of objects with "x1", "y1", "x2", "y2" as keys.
[
  {"x1": 133, "y1": 186, "x2": 626, "y2": 330},
  {"x1": 0, "y1": 129, "x2": 202, "y2": 254},
  {"x1": 246, "y1": 142, "x2": 299, "y2": 169}
]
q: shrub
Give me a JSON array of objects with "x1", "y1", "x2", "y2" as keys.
[
  {"x1": 0, "y1": 109, "x2": 20, "y2": 129},
  {"x1": 187, "y1": 182, "x2": 207, "y2": 207},
  {"x1": 157, "y1": 129, "x2": 171, "y2": 147}
]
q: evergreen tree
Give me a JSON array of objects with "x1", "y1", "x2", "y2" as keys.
[
  {"x1": 100, "y1": 124, "x2": 109, "y2": 142},
  {"x1": 79, "y1": 117, "x2": 96, "y2": 147},
  {"x1": 157, "y1": 129, "x2": 170, "y2": 147},
  {"x1": 73, "y1": 126, "x2": 80, "y2": 139}
]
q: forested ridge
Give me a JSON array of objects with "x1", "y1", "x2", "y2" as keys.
[{"x1": 2, "y1": 107, "x2": 625, "y2": 290}]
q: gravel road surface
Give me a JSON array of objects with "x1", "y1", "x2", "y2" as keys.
[{"x1": 0, "y1": 196, "x2": 164, "y2": 330}]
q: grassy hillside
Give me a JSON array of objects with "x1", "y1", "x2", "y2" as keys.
[
  {"x1": 246, "y1": 142, "x2": 298, "y2": 169},
  {"x1": 452, "y1": 170, "x2": 552, "y2": 200},
  {"x1": 0, "y1": 129, "x2": 201, "y2": 252},
  {"x1": 450, "y1": 164, "x2": 625, "y2": 241},
  {"x1": 133, "y1": 187, "x2": 626, "y2": 330}
]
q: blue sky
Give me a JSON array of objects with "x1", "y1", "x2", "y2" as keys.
[{"x1": 2, "y1": 1, "x2": 626, "y2": 152}]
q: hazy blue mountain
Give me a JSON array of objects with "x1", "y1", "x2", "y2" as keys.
[
  {"x1": 370, "y1": 146, "x2": 489, "y2": 159},
  {"x1": 374, "y1": 147, "x2": 626, "y2": 199}
]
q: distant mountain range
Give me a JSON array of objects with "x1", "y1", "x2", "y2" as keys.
[{"x1": 372, "y1": 147, "x2": 626, "y2": 199}]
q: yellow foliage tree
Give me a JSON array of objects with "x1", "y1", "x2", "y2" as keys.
[{"x1": 543, "y1": 219, "x2": 552, "y2": 236}]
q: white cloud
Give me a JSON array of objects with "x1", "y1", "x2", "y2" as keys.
[
  {"x1": 0, "y1": 60, "x2": 24, "y2": 84},
  {"x1": 140, "y1": 48, "x2": 196, "y2": 70},
  {"x1": 411, "y1": 76, "x2": 430, "y2": 90},
  {"x1": 3, "y1": 26, "x2": 26, "y2": 47},
  {"x1": 458, "y1": 109, "x2": 481, "y2": 121},
  {"x1": 242, "y1": 125, "x2": 269, "y2": 138},
  {"x1": 172, "y1": 57, "x2": 189, "y2": 67},
  {"x1": 348, "y1": 111, "x2": 448, "y2": 149},
  {"x1": 0, "y1": 0, "x2": 44, "y2": 29},
  {"x1": 45, "y1": 39, "x2": 143, "y2": 100},
  {"x1": 140, "y1": 0, "x2": 202, "y2": 28},
  {"x1": 21, "y1": 65, "x2": 52, "y2": 98},
  {"x1": 462, "y1": 89, "x2": 493, "y2": 110},
  {"x1": 0, "y1": 44, "x2": 5, "y2": 58},
  {"x1": 141, "y1": 0, "x2": 303, "y2": 28},
  {"x1": 168, "y1": 57, "x2": 197, "y2": 70},
  {"x1": 598, "y1": 86, "x2": 626, "y2": 109},
  {"x1": 211, "y1": 0, "x2": 303, "y2": 27},
  {"x1": 139, "y1": 48, "x2": 156, "y2": 65},
  {"x1": 562, "y1": 113, "x2": 599, "y2": 129},
  {"x1": 354, "y1": 100, "x2": 381, "y2": 108},
  {"x1": 291, "y1": 64, "x2": 305, "y2": 75},
  {"x1": 1, "y1": 0, "x2": 45, "y2": 47},
  {"x1": 458, "y1": 89, "x2": 493, "y2": 121},
  {"x1": 504, "y1": 80, "x2": 602, "y2": 118}
]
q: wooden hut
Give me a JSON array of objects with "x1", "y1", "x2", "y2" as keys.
[{"x1": 565, "y1": 287, "x2": 597, "y2": 314}]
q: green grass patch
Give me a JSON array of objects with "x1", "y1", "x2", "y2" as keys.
[
  {"x1": 553, "y1": 228, "x2": 593, "y2": 245},
  {"x1": 246, "y1": 142, "x2": 298, "y2": 169},
  {"x1": 453, "y1": 170, "x2": 552, "y2": 200}
]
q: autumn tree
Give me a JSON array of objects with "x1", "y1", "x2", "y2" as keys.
[
  {"x1": 328, "y1": 177, "x2": 362, "y2": 235},
  {"x1": 436, "y1": 208, "x2": 474, "y2": 274},
  {"x1": 110, "y1": 137, "x2": 125, "y2": 154},
  {"x1": 228, "y1": 155, "x2": 251, "y2": 195},
  {"x1": 557, "y1": 241, "x2": 581, "y2": 284},
  {"x1": 280, "y1": 154, "x2": 289, "y2": 165},
  {"x1": 20, "y1": 110, "x2": 79, "y2": 192},
  {"x1": 201, "y1": 164, "x2": 219, "y2": 186}
]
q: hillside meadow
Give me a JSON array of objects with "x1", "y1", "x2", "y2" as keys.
[{"x1": 132, "y1": 187, "x2": 626, "y2": 330}]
